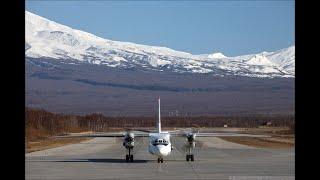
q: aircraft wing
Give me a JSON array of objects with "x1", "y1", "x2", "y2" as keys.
[
  {"x1": 170, "y1": 132, "x2": 270, "y2": 138},
  {"x1": 54, "y1": 131, "x2": 150, "y2": 138}
]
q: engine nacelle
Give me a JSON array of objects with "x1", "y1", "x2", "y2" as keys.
[
  {"x1": 123, "y1": 132, "x2": 135, "y2": 149},
  {"x1": 186, "y1": 133, "x2": 196, "y2": 148},
  {"x1": 186, "y1": 133, "x2": 196, "y2": 142}
]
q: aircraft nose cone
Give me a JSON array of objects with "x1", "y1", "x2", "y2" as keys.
[{"x1": 157, "y1": 146, "x2": 169, "y2": 156}]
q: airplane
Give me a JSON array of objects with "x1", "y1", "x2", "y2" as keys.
[
  {"x1": 121, "y1": 97, "x2": 197, "y2": 163},
  {"x1": 148, "y1": 97, "x2": 172, "y2": 163},
  {"x1": 58, "y1": 97, "x2": 269, "y2": 163}
]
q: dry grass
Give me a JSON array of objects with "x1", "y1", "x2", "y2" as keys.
[
  {"x1": 242, "y1": 126, "x2": 295, "y2": 136},
  {"x1": 25, "y1": 126, "x2": 93, "y2": 153},
  {"x1": 220, "y1": 127, "x2": 295, "y2": 148},
  {"x1": 220, "y1": 136, "x2": 294, "y2": 148}
]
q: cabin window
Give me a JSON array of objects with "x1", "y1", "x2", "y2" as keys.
[{"x1": 152, "y1": 139, "x2": 169, "y2": 146}]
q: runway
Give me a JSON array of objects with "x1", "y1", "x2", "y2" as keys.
[{"x1": 26, "y1": 134, "x2": 294, "y2": 180}]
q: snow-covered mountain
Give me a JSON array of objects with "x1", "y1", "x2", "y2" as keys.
[
  {"x1": 208, "y1": 52, "x2": 227, "y2": 59},
  {"x1": 25, "y1": 11, "x2": 295, "y2": 78}
]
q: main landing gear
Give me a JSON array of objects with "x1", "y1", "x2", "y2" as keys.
[
  {"x1": 126, "y1": 148, "x2": 134, "y2": 162},
  {"x1": 186, "y1": 146, "x2": 195, "y2": 162},
  {"x1": 126, "y1": 154, "x2": 133, "y2": 162},
  {"x1": 186, "y1": 154, "x2": 194, "y2": 161},
  {"x1": 157, "y1": 157, "x2": 164, "y2": 163}
]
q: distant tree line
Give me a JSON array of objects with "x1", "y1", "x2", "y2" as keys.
[{"x1": 26, "y1": 107, "x2": 295, "y2": 140}]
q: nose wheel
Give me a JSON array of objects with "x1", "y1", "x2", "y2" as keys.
[
  {"x1": 157, "y1": 157, "x2": 164, "y2": 163},
  {"x1": 186, "y1": 154, "x2": 194, "y2": 161}
]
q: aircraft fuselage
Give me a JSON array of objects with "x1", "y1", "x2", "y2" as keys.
[{"x1": 148, "y1": 132, "x2": 172, "y2": 158}]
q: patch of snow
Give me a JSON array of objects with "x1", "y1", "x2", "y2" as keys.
[
  {"x1": 208, "y1": 52, "x2": 227, "y2": 59},
  {"x1": 25, "y1": 11, "x2": 295, "y2": 78}
]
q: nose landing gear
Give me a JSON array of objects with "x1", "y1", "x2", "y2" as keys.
[{"x1": 157, "y1": 157, "x2": 164, "y2": 163}]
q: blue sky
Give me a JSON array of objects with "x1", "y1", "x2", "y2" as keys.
[{"x1": 26, "y1": 1, "x2": 294, "y2": 56}]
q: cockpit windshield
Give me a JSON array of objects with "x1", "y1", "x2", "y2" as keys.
[{"x1": 152, "y1": 139, "x2": 169, "y2": 146}]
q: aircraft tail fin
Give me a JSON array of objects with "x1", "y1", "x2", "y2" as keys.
[{"x1": 157, "y1": 97, "x2": 161, "y2": 133}]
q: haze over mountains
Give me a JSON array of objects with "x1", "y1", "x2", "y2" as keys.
[{"x1": 25, "y1": 11, "x2": 295, "y2": 116}]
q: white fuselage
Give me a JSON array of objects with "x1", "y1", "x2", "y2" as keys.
[
  {"x1": 148, "y1": 132, "x2": 172, "y2": 158},
  {"x1": 148, "y1": 97, "x2": 172, "y2": 159}
]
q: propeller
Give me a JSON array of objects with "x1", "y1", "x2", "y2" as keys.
[{"x1": 180, "y1": 124, "x2": 209, "y2": 151}]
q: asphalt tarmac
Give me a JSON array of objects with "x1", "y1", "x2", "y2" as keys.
[{"x1": 26, "y1": 134, "x2": 294, "y2": 180}]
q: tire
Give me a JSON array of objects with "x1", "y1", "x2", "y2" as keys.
[
  {"x1": 130, "y1": 155, "x2": 134, "y2": 162},
  {"x1": 160, "y1": 158, "x2": 163, "y2": 163},
  {"x1": 157, "y1": 158, "x2": 160, "y2": 163},
  {"x1": 191, "y1": 155, "x2": 194, "y2": 161},
  {"x1": 126, "y1": 155, "x2": 129, "y2": 162},
  {"x1": 186, "y1": 155, "x2": 189, "y2": 161}
]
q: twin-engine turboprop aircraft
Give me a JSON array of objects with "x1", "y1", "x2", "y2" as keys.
[
  {"x1": 113, "y1": 97, "x2": 198, "y2": 163},
  {"x1": 58, "y1": 97, "x2": 269, "y2": 163}
]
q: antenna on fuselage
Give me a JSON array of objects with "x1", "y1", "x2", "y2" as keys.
[{"x1": 158, "y1": 97, "x2": 161, "y2": 133}]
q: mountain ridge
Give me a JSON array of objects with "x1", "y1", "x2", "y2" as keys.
[{"x1": 25, "y1": 11, "x2": 295, "y2": 78}]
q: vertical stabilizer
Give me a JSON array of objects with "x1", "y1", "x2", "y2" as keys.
[{"x1": 157, "y1": 97, "x2": 161, "y2": 133}]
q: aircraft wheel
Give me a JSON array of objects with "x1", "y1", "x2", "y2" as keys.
[
  {"x1": 186, "y1": 155, "x2": 189, "y2": 161},
  {"x1": 160, "y1": 158, "x2": 163, "y2": 163},
  {"x1": 157, "y1": 158, "x2": 160, "y2": 163},
  {"x1": 191, "y1": 155, "x2": 194, "y2": 161},
  {"x1": 126, "y1": 155, "x2": 129, "y2": 162},
  {"x1": 130, "y1": 155, "x2": 134, "y2": 162}
]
